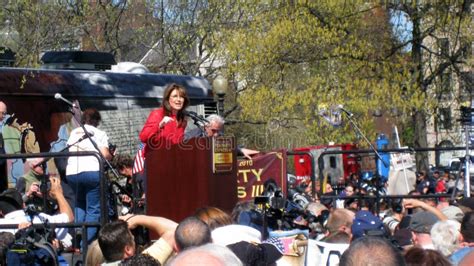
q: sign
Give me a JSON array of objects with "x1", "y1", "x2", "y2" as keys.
[
  {"x1": 212, "y1": 136, "x2": 234, "y2": 173},
  {"x1": 390, "y1": 149, "x2": 414, "y2": 171},
  {"x1": 237, "y1": 150, "x2": 287, "y2": 201}
]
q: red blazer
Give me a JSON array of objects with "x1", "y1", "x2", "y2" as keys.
[{"x1": 139, "y1": 108, "x2": 186, "y2": 153}]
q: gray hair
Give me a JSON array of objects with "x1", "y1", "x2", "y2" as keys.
[
  {"x1": 167, "y1": 243, "x2": 242, "y2": 266},
  {"x1": 431, "y1": 220, "x2": 461, "y2": 256},
  {"x1": 206, "y1": 114, "x2": 225, "y2": 126}
]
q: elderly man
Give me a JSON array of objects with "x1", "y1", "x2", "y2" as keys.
[{"x1": 185, "y1": 114, "x2": 259, "y2": 159}]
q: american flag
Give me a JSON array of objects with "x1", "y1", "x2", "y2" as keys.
[{"x1": 132, "y1": 143, "x2": 146, "y2": 174}]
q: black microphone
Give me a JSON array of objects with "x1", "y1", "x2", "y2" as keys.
[
  {"x1": 77, "y1": 131, "x2": 94, "y2": 142},
  {"x1": 337, "y1": 105, "x2": 354, "y2": 117},
  {"x1": 183, "y1": 110, "x2": 209, "y2": 123},
  {"x1": 54, "y1": 93, "x2": 78, "y2": 108}
]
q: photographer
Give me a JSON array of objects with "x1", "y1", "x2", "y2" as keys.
[
  {"x1": 15, "y1": 158, "x2": 45, "y2": 209},
  {"x1": 0, "y1": 177, "x2": 74, "y2": 248}
]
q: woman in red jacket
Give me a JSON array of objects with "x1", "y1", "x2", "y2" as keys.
[{"x1": 139, "y1": 83, "x2": 189, "y2": 151}]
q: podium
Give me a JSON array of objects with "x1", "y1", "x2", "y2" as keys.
[{"x1": 145, "y1": 137, "x2": 237, "y2": 222}]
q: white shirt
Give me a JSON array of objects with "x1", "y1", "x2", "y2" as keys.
[
  {"x1": 66, "y1": 124, "x2": 109, "y2": 175},
  {"x1": 0, "y1": 210, "x2": 72, "y2": 247}
]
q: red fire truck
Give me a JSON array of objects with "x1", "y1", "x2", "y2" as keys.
[{"x1": 293, "y1": 143, "x2": 360, "y2": 185}]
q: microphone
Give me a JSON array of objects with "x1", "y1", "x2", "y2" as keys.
[
  {"x1": 337, "y1": 105, "x2": 354, "y2": 117},
  {"x1": 77, "y1": 131, "x2": 94, "y2": 142},
  {"x1": 183, "y1": 110, "x2": 209, "y2": 123},
  {"x1": 54, "y1": 93, "x2": 77, "y2": 108}
]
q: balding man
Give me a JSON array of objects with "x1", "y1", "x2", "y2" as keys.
[{"x1": 0, "y1": 101, "x2": 6, "y2": 123}]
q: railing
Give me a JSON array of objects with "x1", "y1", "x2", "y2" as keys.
[{"x1": 0, "y1": 151, "x2": 106, "y2": 262}]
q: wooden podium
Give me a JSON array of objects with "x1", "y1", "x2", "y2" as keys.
[{"x1": 145, "y1": 137, "x2": 237, "y2": 222}]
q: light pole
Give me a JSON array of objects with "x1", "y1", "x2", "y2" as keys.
[{"x1": 212, "y1": 75, "x2": 228, "y2": 117}]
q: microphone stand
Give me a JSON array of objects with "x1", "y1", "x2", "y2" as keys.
[{"x1": 340, "y1": 110, "x2": 389, "y2": 169}]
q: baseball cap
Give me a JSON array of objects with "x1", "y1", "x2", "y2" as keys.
[
  {"x1": 351, "y1": 210, "x2": 384, "y2": 239},
  {"x1": 409, "y1": 211, "x2": 439, "y2": 234},
  {"x1": 441, "y1": 206, "x2": 464, "y2": 222}
]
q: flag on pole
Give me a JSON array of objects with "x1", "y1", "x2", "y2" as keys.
[{"x1": 132, "y1": 143, "x2": 145, "y2": 174}]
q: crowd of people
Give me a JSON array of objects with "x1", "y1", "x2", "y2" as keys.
[{"x1": 0, "y1": 81, "x2": 474, "y2": 266}]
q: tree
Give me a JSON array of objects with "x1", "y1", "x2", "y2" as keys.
[
  {"x1": 220, "y1": 1, "x2": 413, "y2": 151},
  {"x1": 386, "y1": 0, "x2": 473, "y2": 171}
]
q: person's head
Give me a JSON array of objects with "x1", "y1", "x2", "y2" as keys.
[
  {"x1": 325, "y1": 209, "x2": 355, "y2": 236},
  {"x1": 112, "y1": 154, "x2": 134, "y2": 178},
  {"x1": 409, "y1": 211, "x2": 439, "y2": 246},
  {"x1": 340, "y1": 236, "x2": 405, "y2": 266},
  {"x1": 344, "y1": 184, "x2": 355, "y2": 197},
  {"x1": 0, "y1": 188, "x2": 23, "y2": 216},
  {"x1": 0, "y1": 101, "x2": 6, "y2": 122},
  {"x1": 404, "y1": 247, "x2": 451, "y2": 266},
  {"x1": 98, "y1": 220, "x2": 135, "y2": 262},
  {"x1": 461, "y1": 211, "x2": 474, "y2": 243},
  {"x1": 175, "y1": 216, "x2": 212, "y2": 251},
  {"x1": 82, "y1": 108, "x2": 101, "y2": 127},
  {"x1": 162, "y1": 83, "x2": 189, "y2": 113},
  {"x1": 433, "y1": 170, "x2": 440, "y2": 178},
  {"x1": 430, "y1": 220, "x2": 461, "y2": 256},
  {"x1": 121, "y1": 253, "x2": 161, "y2": 266},
  {"x1": 0, "y1": 232, "x2": 14, "y2": 265},
  {"x1": 204, "y1": 114, "x2": 224, "y2": 137},
  {"x1": 168, "y1": 243, "x2": 243, "y2": 266},
  {"x1": 194, "y1": 206, "x2": 232, "y2": 230},
  {"x1": 26, "y1": 157, "x2": 44, "y2": 175},
  {"x1": 351, "y1": 210, "x2": 385, "y2": 241},
  {"x1": 85, "y1": 240, "x2": 104, "y2": 266},
  {"x1": 416, "y1": 171, "x2": 426, "y2": 180}
]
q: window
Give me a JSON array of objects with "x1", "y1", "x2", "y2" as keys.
[
  {"x1": 461, "y1": 38, "x2": 472, "y2": 59},
  {"x1": 439, "y1": 38, "x2": 450, "y2": 56},
  {"x1": 440, "y1": 72, "x2": 452, "y2": 101},
  {"x1": 437, "y1": 108, "x2": 452, "y2": 130},
  {"x1": 460, "y1": 71, "x2": 473, "y2": 102}
]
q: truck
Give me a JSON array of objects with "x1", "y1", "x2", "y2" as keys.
[{"x1": 0, "y1": 51, "x2": 216, "y2": 187}]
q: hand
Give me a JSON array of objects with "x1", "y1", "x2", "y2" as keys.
[
  {"x1": 48, "y1": 177, "x2": 63, "y2": 200},
  {"x1": 18, "y1": 221, "x2": 32, "y2": 230},
  {"x1": 159, "y1": 116, "x2": 174, "y2": 128},
  {"x1": 403, "y1": 198, "x2": 425, "y2": 209},
  {"x1": 26, "y1": 182, "x2": 42, "y2": 198},
  {"x1": 240, "y1": 148, "x2": 260, "y2": 160},
  {"x1": 119, "y1": 214, "x2": 139, "y2": 230}
]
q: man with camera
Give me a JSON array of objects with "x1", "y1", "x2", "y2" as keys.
[{"x1": 0, "y1": 176, "x2": 74, "y2": 248}]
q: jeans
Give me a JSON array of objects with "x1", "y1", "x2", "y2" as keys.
[{"x1": 66, "y1": 171, "x2": 101, "y2": 245}]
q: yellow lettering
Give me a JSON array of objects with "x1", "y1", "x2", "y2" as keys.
[
  {"x1": 251, "y1": 184, "x2": 264, "y2": 197},
  {"x1": 238, "y1": 169, "x2": 251, "y2": 183},
  {"x1": 251, "y1": 168, "x2": 263, "y2": 182},
  {"x1": 237, "y1": 186, "x2": 247, "y2": 198}
]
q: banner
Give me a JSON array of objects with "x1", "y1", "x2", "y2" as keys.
[{"x1": 237, "y1": 150, "x2": 287, "y2": 201}]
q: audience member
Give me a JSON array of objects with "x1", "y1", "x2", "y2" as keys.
[
  {"x1": 194, "y1": 206, "x2": 232, "y2": 230},
  {"x1": 98, "y1": 220, "x2": 135, "y2": 264},
  {"x1": 383, "y1": 200, "x2": 405, "y2": 235},
  {"x1": 174, "y1": 216, "x2": 212, "y2": 251},
  {"x1": 459, "y1": 249, "x2": 474, "y2": 266},
  {"x1": 167, "y1": 243, "x2": 243, "y2": 266},
  {"x1": 340, "y1": 236, "x2": 405, "y2": 266},
  {"x1": 324, "y1": 209, "x2": 354, "y2": 240},
  {"x1": 85, "y1": 239, "x2": 104, "y2": 266},
  {"x1": 120, "y1": 253, "x2": 161, "y2": 266},
  {"x1": 351, "y1": 210, "x2": 385, "y2": 240},
  {"x1": 449, "y1": 211, "x2": 474, "y2": 264},
  {"x1": 15, "y1": 158, "x2": 44, "y2": 206},
  {"x1": 0, "y1": 178, "x2": 73, "y2": 248},
  {"x1": 430, "y1": 219, "x2": 461, "y2": 256},
  {"x1": 404, "y1": 247, "x2": 451, "y2": 266},
  {"x1": 409, "y1": 211, "x2": 439, "y2": 249}
]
